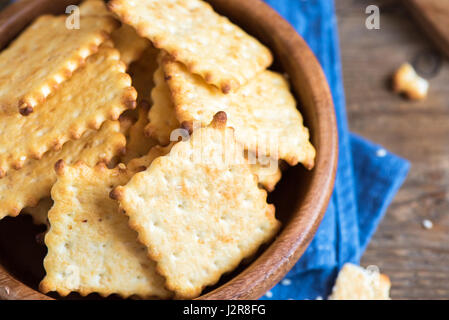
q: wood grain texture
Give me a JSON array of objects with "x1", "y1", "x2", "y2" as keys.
[
  {"x1": 405, "y1": 0, "x2": 449, "y2": 58},
  {"x1": 336, "y1": 0, "x2": 449, "y2": 300},
  {"x1": 0, "y1": 264, "x2": 51, "y2": 300},
  {"x1": 0, "y1": 0, "x2": 338, "y2": 300}
]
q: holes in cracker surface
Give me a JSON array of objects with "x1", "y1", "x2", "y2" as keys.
[
  {"x1": 218, "y1": 216, "x2": 228, "y2": 225},
  {"x1": 192, "y1": 232, "x2": 200, "y2": 242},
  {"x1": 256, "y1": 226, "x2": 265, "y2": 234},
  {"x1": 171, "y1": 252, "x2": 180, "y2": 260},
  {"x1": 149, "y1": 220, "x2": 161, "y2": 231},
  {"x1": 176, "y1": 200, "x2": 186, "y2": 210}
]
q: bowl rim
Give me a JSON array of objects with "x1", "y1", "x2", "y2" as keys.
[
  {"x1": 0, "y1": 0, "x2": 338, "y2": 300},
  {"x1": 200, "y1": 0, "x2": 338, "y2": 300}
]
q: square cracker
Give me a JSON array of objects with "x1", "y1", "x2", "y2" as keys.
[
  {"x1": 163, "y1": 56, "x2": 316, "y2": 168},
  {"x1": 109, "y1": 0, "x2": 273, "y2": 93},
  {"x1": 0, "y1": 14, "x2": 118, "y2": 115},
  {"x1": 21, "y1": 138, "x2": 170, "y2": 228},
  {"x1": 40, "y1": 162, "x2": 171, "y2": 298},
  {"x1": 80, "y1": 0, "x2": 150, "y2": 66},
  {"x1": 112, "y1": 112, "x2": 281, "y2": 298},
  {"x1": 0, "y1": 46, "x2": 136, "y2": 176},
  {"x1": 0, "y1": 121, "x2": 125, "y2": 221},
  {"x1": 329, "y1": 263, "x2": 391, "y2": 300},
  {"x1": 144, "y1": 68, "x2": 281, "y2": 190}
]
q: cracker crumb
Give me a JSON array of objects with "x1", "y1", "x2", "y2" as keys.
[
  {"x1": 422, "y1": 219, "x2": 433, "y2": 230},
  {"x1": 393, "y1": 63, "x2": 428, "y2": 100},
  {"x1": 376, "y1": 148, "x2": 387, "y2": 157},
  {"x1": 329, "y1": 263, "x2": 391, "y2": 300}
]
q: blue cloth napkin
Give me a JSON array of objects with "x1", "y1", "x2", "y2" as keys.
[{"x1": 260, "y1": 0, "x2": 410, "y2": 300}]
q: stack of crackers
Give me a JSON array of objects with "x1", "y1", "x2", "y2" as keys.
[{"x1": 0, "y1": 0, "x2": 316, "y2": 299}]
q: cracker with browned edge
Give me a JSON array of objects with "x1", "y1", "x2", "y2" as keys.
[
  {"x1": 145, "y1": 65, "x2": 180, "y2": 146},
  {"x1": 0, "y1": 46, "x2": 136, "y2": 176},
  {"x1": 144, "y1": 62, "x2": 281, "y2": 190},
  {"x1": 329, "y1": 264, "x2": 391, "y2": 300},
  {"x1": 122, "y1": 100, "x2": 157, "y2": 164},
  {"x1": 127, "y1": 144, "x2": 173, "y2": 173},
  {"x1": 112, "y1": 112, "x2": 280, "y2": 298},
  {"x1": 80, "y1": 0, "x2": 150, "y2": 66},
  {"x1": 247, "y1": 154, "x2": 282, "y2": 192},
  {"x1": 144, "y1": 83, "x2": 282, "y2": 190},
  {"x1": 109, "y1": 0, "x2": 272, "y2": 93},
  {"x1": 0, "y1": 121, "x2": 125, "y2": 221},
  {"x1": 163, "y1": 56, "x2": 315, "y2": 168},
  {"x1": 40, "y1": 162, "x2": 171, "y2": 298},
  {"x1": 0, "y1": 14, "x2": 118, "y2": 115},
  {"x1": 22, "y1": 143, "x2": 171, "y2": 227},
  {"x1": 132, "y1": 135, "x2": 280, "y2": 191}
]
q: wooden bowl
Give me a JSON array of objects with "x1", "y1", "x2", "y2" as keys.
[{"x1": 0, "y1": 0, "x2": 338, "y2": 300}]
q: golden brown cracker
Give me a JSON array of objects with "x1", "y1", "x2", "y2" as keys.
[
  {"x1": 118, "y1": 111, "x2": 136, "y2": 135},
  {"x1": 145, "y1": 65, "x2": 180, "y2": 146},
  {"x1": 40, "y1": 162, "x2": 171, "y2": 298},
  {"x1": 163, "y1": 57, "x2": 315, "y2": 168},
  {"x1": 246, "y1": 153, "x2": 282, "y2": 192},
  {"x1": 79, "y1": 0, "x2": 111, "y2": 16},
  {"x1": 80, "y1": 1, "x2": 151, "y2": 66},
  {"x1": 23, "y1": 197, "x2": 53, "y2": 227},
  {"x1": 109, "y1": 0, "x2": 273, "y2": 93},
  {"x1": 112, "y1": 112, "x2": 280, "y2": 298},
  {"x1": 126, "y1": 144, "x2": 173, "y2": 173},
  {"x1": 121, "y1": 100, "x2": 157, "y2": 164},
  {"x1": 0, "y1": 14, "x2": 118, "y2": 115},
  {"x1": 0, "y1": 46, "x2": 136, "y2": 175},
  {"x1": 145, "y1": 74, "x2": 279, "y2": 188},
  {"x1": 111, "y1": 24, "x2": 151, "y2": 67},
  {"x1": 0, "y1": 121, "x2": 125, "y2": 220},
  {"x1": 329, "y1": 264, "x2": 391, "y2": 300}
]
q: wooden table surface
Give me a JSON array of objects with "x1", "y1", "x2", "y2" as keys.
[{"x1": 336, "y1": 0, "x2": 449, "y2": 300}]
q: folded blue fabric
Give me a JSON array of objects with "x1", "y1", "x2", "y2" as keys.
[{"x1": 261, "y1": 0, "x2": 410, "y2": 300}]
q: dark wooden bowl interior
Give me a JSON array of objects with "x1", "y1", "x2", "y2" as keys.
[{"x1": 0, "y1": 0, "x2": 338, "y2": 300}]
